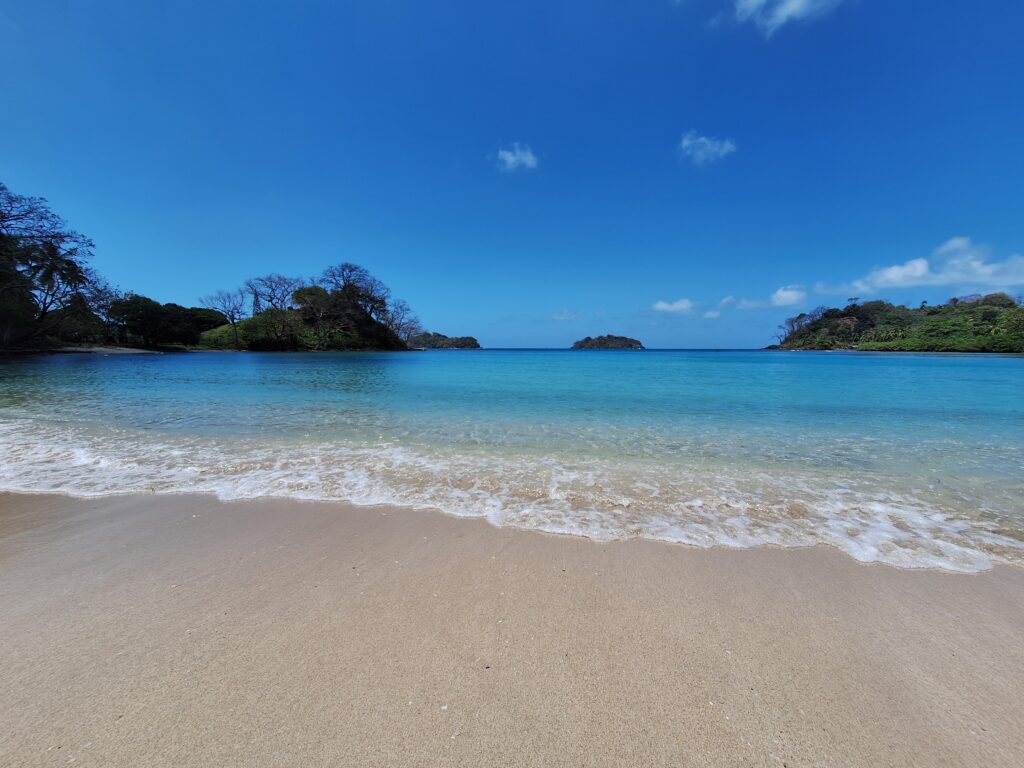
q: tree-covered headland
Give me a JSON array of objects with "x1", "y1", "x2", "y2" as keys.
[
  {"x1": 774, "y1": 295, "x2": 1024, "y2": 352},
  {"x1": 1, "y1": 181, "x2": 433, "y2": 351},
  {"x1": 198, "y1": 267, "x2": 421, "y2": 351}
]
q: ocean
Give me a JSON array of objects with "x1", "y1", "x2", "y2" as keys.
[{"x1": 1, "y1": 349, "x2": 1022, "y2": 572}]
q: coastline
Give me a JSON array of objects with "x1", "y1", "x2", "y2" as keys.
[
  {"x1": 8, "y1": 346, "x2": 1019, "y2": 356},
  {"x1": 0, "y1": 345, "x2": 162, "y2": 356},
  {"x1": 3, "y1": 492, "x2": 1023, "y2": 766},
  {"x1": 767, "y1": 347, "x2": 1024, "y2": 355}
]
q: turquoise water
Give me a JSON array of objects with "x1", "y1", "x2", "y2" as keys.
[{"x1": 1, "y1": 350, "x2": 1022, "y2": 571}]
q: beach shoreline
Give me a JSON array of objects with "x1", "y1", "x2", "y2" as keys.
[
  {"x1": 1, "y1": 486, "x2": 1017, "y2": 575},
  {"x1": 2, "y1": 492, "x2": 1023, "y2": 767}
]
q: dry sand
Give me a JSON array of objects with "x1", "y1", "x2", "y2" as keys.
[{"x1": 2, "y1": 492, "x2": 1023, "y2": 767}]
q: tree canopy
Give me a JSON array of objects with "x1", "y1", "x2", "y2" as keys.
[
  {"x1": 408, "y1": 332, "x2": 481, "y2": 349},
  {"x1": 199, "y1": 263, "x2": 422, "y2": 351},
  {"x1": 1, "y1": 182, "x2": 96, "y2": 346},
  {"x1": 0, "y1": 181, "x2": 431, "y2": 352}
]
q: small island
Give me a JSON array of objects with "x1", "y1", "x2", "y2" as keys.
[
  {"x1": 772, "y1": 293, "x2": 1024, "y2": 352},
  {"x1": 571, "y1": 335, "x2": 645, "y2": 350},
  {"x1": 409, "y1": 332, "x2": 481, "y2": 349}
]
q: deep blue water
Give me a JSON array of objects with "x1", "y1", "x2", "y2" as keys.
[{"x1": 2, "y1": 350, "x2": 1022, "y2": 571}]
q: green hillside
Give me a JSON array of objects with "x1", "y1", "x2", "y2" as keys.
[{"x1": 775, "y1": 294, "x2": 1024, "y2": 352}]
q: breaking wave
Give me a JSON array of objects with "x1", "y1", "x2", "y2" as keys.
[{"x1": 2, "y1": 419, "x2": 1022, "y2": 573}]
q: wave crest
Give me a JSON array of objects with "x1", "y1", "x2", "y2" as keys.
[{"x1": 1, "y1": 420, "x2": 1021, "y2": 573}]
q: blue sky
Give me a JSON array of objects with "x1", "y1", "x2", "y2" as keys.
[{"x1": 2, "y1": 1, "x2": 1023, "y2": 347}]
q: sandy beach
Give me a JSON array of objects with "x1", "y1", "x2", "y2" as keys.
[{"x1": 2, "y1": 492, "x2": 1023, "y2": 767}]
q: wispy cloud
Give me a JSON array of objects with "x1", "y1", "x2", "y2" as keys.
[
  {"x1": 678, "y1": 130, "x2": 737, "y2": 166},
  {"x1": 735, "y1": 0, "x2": 846, "y2": 37},
  {"x1": 709, "y1": 291, "x2": 802, "y2": 312},
  {"x1": 820, "y1": 237, "x2": 1024, "y2": 294},
  {"x1": 770, "y1": 284, "x2": 807, "y2": 306},
  {"x1": 495, "y1": 143, "x2": 538, "y2": 172},
  {"x1": 653, "y1": 298, "x2": 696, "y2": 314},
  {"x1": 703, "y1": 310, "x2": 721, "y2": 319},
  {"x1": 552, "y1": 309, "x2": 579, "y2": 321},
  {"x1": 708, "y1": 295, "x2": 763, "y2": 311}
]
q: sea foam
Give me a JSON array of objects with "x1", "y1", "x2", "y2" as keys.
[{"x1": 2, "y1": 419, "x2": 1021, "y2": 573}]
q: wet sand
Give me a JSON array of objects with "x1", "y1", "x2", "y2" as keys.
[{"x1": 2, "y1": 492, "x2": 1023, "y2": 767}]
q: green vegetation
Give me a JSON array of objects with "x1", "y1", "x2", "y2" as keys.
[
  {"x1": 775, "y1": 295, "x2": 1024, "y2": 352},
  {"x1": 198, "y1": 268, "x2": 417, "y2": 351},
  {"x1": 409, "y1": 332, "x2": 481, "y2": 349},
  {"x1": 1, "y1": 180, "x2": 438, "y2": 352},
  {"x1": 0, "y1": 181, "x2": 229, "y2": 348},
  {"x1": 12, "y1": 180, "x2": 1019, "y2": 356},
  {"x1": 2, "y1": 181, "x2": 104, "y2": 347},
  {"x1": 572, "y1": 335, "x2": 645, "y2": 350},
  {"x1": 107, "y1": 295, "x2": 226, "y2": 347}
]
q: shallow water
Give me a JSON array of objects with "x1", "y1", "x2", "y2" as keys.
[{"x1": 1, "y1": 349, "x2": 1022, "y2": 571}]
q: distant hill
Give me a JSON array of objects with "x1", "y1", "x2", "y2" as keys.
[
  {"x1": 572, "y1": 335, "x2": 645, "y2": 350},
  {"x1": 409, "y1": 332, "x2": 481, "y2": 349},
  {"x1": 773, "y1": 293, "x2": 1024, "y2": 352}
]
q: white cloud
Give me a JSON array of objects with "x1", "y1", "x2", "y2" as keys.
[
  {"x1": 770, "y1": 284, "x2": 807, "y2": 306},
  {"x1": 703, "y1": 310, "x2": 721, "y2": 319},
  {"x1": 552, "y1": 309, "x2": 578, "y2": 321},
  {"x1": 653, "y1": 298, "x2": 696, "y2": 314},
  {"x1": 845, "y1": 237, "x2": 1024, "y2": 293},
  {"x1": 678, "y1": 130, "x2": 737, "y2": 166},
  {"x1": 495, "y1": 143, "x2": 538, "y2": 172},
  {"x1": 735, "y1": 0, "x2": 846, "y2": 37}
]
